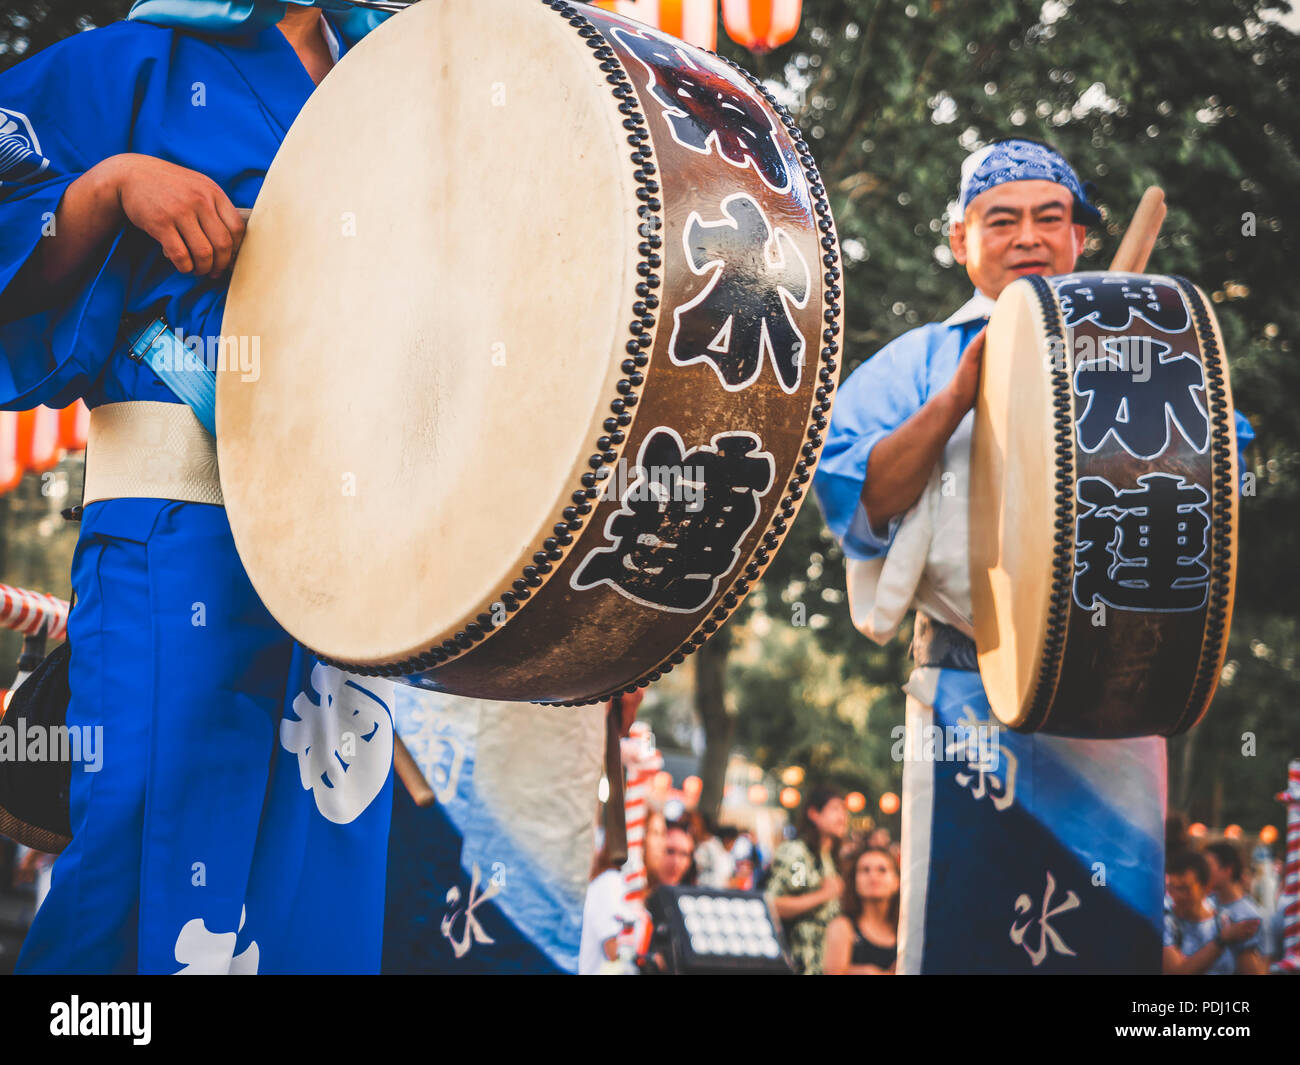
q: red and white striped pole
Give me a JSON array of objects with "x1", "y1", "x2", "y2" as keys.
[
  {"x1": 1276, "y1": 759, "x2": 1300, "y2": 974},
  {"x1": 0, "y1": 583, "x2": 69, "y2": 641},
  {"x1": 619, "y1": 722, "x2": 662, "y2": 951}
]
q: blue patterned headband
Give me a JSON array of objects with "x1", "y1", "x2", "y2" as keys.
[
  {"x1": 959, "y1": 138, "x2": 1101, "y2": 226},
  {"x1": 127, "y1": 1, "x2": 403, "y2": 46}
]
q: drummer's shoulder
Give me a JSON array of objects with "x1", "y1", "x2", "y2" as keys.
[{"x1": 11, "y1": 20, "x2": 176, "y2": 73}]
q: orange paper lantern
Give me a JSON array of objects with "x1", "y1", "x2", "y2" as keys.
[
  {"x1": 721, "y1": 0, "x2": 801, "y2": 54},
  {"x1": 1260, "y1": 825, "x2": 1279, "y2": 845},
  {"x1": 779, "y1": 786, "x2": 800, "y2": 809},
  {"x1": 58, "y1": 400, "x2": 90, "y2": 452},
  {"x1": 879, "y1": 791, "x2": 900, "y2": 816},
  {"x1": 657, "y1": 0, "x2": 718, "y2": 51},
  {"x1": 747, "y1": 783, "x2": 769, "y2": 805},
  {"x1": 845, "y1": 791, "x2": 866, "y2": 813},
  {"x1": 591, "y1": 0, "x2": 655, "y2": 22},
  {"x1": 1224, "y1": 824, "x2": 1242, "y2": 839},
  {"x1": 16, "y1": 406, "x2": 60, "y2": 474},
  {"x1": 1188, "y1": 821, "x2": 1208, "y2": 838},
  {"x1": 0, "y1": 412, "x2": 21, "y2": 495}
]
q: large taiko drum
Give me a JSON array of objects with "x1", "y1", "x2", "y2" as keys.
[
  {"x1": 970, "y1": 271, "x2": 1239, "y2": 738},
  {"x1": 217, "y1": 0, "x2": 841, "y2": 704}
]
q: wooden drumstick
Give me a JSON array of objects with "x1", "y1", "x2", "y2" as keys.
[
  {"x1": 1108, "y1": 186, "x2": 1166, "y2": 273},
  {"x1": 603, "y1": 696, "x2": 629, "y2": 866},
  {"x1": 393, "y1": 733, "x2": 436, "y2": 807}
]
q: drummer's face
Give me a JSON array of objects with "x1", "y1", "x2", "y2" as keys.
[{"x1": 950, "y1": 179, "x2": 1086, "y2": 299}]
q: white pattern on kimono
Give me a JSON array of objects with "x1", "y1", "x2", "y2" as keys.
[
  {"x1": 173, "y1": 907, "x2": 259, "y2": 974},
  {"x1": 281, "y1": 661, "x2": 394, "y2": 824}
]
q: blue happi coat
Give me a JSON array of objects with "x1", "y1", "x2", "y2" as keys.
[
  {"x1": 813, "y1": 293, "x2": 1253, "y2": 973},
  {"x1": 0, "y1": 12, "x2": 396, "y2": 974}
]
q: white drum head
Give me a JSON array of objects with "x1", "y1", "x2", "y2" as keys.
[{"x1": 219, "y1": 0, "x2": 639, "y2": 663}]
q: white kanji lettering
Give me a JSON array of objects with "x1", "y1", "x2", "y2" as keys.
[
  {"x1": 1010, "y1": 871, "x2": 1081, "y2": 967},
  {"x1": 440, "y1": 862, "x2": 502, "y2": 959}
]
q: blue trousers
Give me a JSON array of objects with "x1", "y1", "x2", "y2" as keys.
[{"x1": 17, "y1": 498, "x2": 394, "y2": 974}]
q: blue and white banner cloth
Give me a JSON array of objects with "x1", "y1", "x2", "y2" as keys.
[
  {"x1": 383, "y1": 692, "x2": 605, "y2": 974},
  {"x1": 898, "y1": 666, "x2": 1165, "y2": 974}
]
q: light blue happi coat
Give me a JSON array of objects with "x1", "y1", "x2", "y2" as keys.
[
  {"x1": 813, "y1": 294, "x2": 1253, "y2": 973},
  {"x1": 1, "y1": 10, "x2": 397, "y2": 973}
]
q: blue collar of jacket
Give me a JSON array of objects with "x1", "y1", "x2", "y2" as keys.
[{"x1": 127, "y1": 1, "x2": 392, "y2": 47}]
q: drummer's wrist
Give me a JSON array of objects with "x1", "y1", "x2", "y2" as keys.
[
  {"x1": 934, "y1": 382, "x2": 973, "y2": 431},
  {"x1": 81, "y1": 156, "x2": 131, "y2": 218}
]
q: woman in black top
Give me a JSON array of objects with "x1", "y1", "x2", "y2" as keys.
[{"x1": 824, "y1": 844, "x2": 900, "y2": 975}]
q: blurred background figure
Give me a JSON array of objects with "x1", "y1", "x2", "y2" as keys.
[
  {"x1": 694, "y1": 820, "x2": 736, "y2": 889},
  {"x1": 1204, "y1": 841, "x2": 1268, "y2": 975},
  {"x1": 1163, "y1": 850, "x2": 1260, "y2": 975},
  {"x1": 580, "y1": 830, "x2": 633, "y2": 976},
  {"x1": 729, "y1": 833, "x2": 758, "y2": 891},
  {"x1": 765, "y1": 787, "x2": 848, "y2": 975},
  {"x1": 660, "y1": 812, "x2": 697, "y2": 889},
  {"x1": 824, "y1": 844, "x2": 899, "y2": 975}
]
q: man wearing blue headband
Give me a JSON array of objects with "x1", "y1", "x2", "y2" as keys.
[
  {"x1": 0, "y1": 1, "x2": 400, "y2": 974},
  {"x1": 812, "y1": 138, "x2": 1252, "y2": 973}
]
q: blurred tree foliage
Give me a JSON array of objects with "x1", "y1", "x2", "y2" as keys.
[{"x1": 2, "y1": 0, "x2": 1297, "y2": 834}]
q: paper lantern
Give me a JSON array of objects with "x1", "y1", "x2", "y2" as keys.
[
  {"x1": 780, "y1": 765, "x2": 804, "y2": 786},
  {"x1": 0, "y1": 411, "x2": 20, "y2": 495},
  {"x1": 16, "y1": 406, "x2": 60, "y2": 474},
  {"x1": 58, "y1": 400, "x2": 90, "y2": 452},
  {"x1": 879, "y1": 791, "x2": 900, "y2": 816},
  {"x1": 1260, "y1": 825, "x2": 1279, "y2": 845},
  {"x1": 747, "y1": 784, "x2": 769, "y2": 805},
  {"x1": 1224, "y1": 824, "x2": 1242, "y2": 839},
  {"x1": 721, "y1": 0, "x2": 801, "y2": 54},
  {"x1": 845, "y1": 791, "x2": 866, "y2": 813},
  {"x1": 1188, "y1": 821, "x2": 1208, "y2": 838},
  {"x1": 657, "y1": 0, "x2": 718, "y2": 51},
  {"x1": 779, "y1": 786, "x2": 800, "y2": 809},
  {"x1": 591, "y1": 0, "x2": 656, "y2": 21}
]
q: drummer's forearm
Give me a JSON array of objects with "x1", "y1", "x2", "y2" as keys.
[
  {"x1": 27, "y1": 161, "x2": 126, "y2": 288},
  {"x1": 0, "y1": 164, "x2": 125, "y2": 323},
  {"x1": 860, "y1": 387, "x2": 968, "y2": 528}
]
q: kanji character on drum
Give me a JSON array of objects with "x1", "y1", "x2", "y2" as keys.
[
  {"x1": 811, "y1": 138, "x2": 1253, "y2": 973},
  {"x1": 0, "y1": 1, "x2": 398, "y2": 974}
]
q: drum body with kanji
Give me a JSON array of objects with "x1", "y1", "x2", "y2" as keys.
[
  {"x1": 217, "y1": 0, "x2": 842, "y2": 703},
  {"x1": 970, "y1": 271, "x2": 1238, "y2": 737}
]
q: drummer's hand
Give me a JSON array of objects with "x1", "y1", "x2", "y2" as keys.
[
  {"x1": 91, "y1": 153, "x2": 246, "y2": 278},
  {"x1": 945, "y1": 325, "x2": 987, "y2": 414}
]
